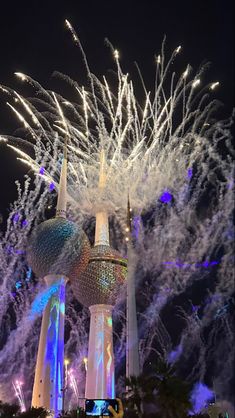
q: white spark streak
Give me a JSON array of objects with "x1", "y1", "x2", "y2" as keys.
[
  {"x1": 12, "y1": 380, "x2": 26, "y2": 412},
  {"x1": 210, "y1": 81, "x2": 220, "y2": 90}
]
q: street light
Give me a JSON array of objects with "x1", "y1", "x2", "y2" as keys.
[{"x1": 61, "y1": 358, "x2": 70, "y2": 414}]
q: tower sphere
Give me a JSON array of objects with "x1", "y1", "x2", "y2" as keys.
[
  {"x1": 27, "y1": 217, "x2": 90, "y2": 279},
  {"x1": 70, "y1": 244, "x2": 127, "y2": 307}
]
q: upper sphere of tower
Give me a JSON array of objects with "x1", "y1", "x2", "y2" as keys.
[
  {"x1": 70, "y1": 244, "x2": 127, "y2": 307},
  {"x1": 27, "y1": 217, "x2": 90, "y2": 279}
]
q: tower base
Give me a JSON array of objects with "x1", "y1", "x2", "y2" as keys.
[
  {"x1": 31, "y1": 275, "x2": 68, "y2": 417},
  {"x1": 85, "y1": 304, "x2": 115, "y2": 399}
]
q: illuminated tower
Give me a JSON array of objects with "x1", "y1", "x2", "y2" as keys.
[
  {"x1": 126, "y1": 197, "x2": 140, "y2": 382},
  {"x1": 27, "y1": 141, "x2": 90, "y2": 417},
  {"x1": 71, "y1": 151, "x2": 127, "y2": 399}
]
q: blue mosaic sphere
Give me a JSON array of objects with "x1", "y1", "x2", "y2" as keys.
[
  {"x1": 27, "y1": 217, "x2": 90, "y2": 280},
  {"x1": 70, "y1": 244, "x2": 127, "y2": 307}
]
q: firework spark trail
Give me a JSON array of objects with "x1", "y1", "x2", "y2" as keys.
[
  {"x1": 0, "y1": 31, "x2": 234, "y2": 406},
  {"x1": 68, "y1": 368, "x2": 79, "y2": 402},
  {"x1": 0, "y1": 306, "x2": 40, "y2": 401},
  {"x1": 12, "y1": 380, "x2": 26, "y2": 412}
]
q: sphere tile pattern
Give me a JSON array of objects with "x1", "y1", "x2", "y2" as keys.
[
  {"x1": 70, "y1": 244, "x2": 127, "y2": 307},
  {"x1": 27, "y1": 218, "x2": 90, "y2": 280}
]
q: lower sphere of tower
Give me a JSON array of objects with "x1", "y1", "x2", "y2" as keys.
[
  {"x1": 70, "y1": 244, "x2": 127, "y2": 307},
  {"x1": 27, "y1": 217, "x2": 90, "y2": 279}
]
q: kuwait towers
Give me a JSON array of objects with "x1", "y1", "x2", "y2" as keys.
[
  {"x1": 27, "y1": 138, "x2": 90, "y2": 416},
  {"x1": 70, "y1": 151, "x2": 127, "y2": 399}
]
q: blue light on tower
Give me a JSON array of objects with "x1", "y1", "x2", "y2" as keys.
[
  {"x1": 44, "y1": 278, "x2": 65, "y2": 413},
  {"x1": 30, "y1": 280, "x2": 63, "y2": 319}
]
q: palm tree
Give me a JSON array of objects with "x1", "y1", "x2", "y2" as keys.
[
  {"x1": 150, "y1": 359, "x2": 192, "y2": 418},
  {"x1": 155, "y1": 374, "x2": 192, "y2": 418},
  {"x1": 125, "y1": 358, "x2": 192, "y2": 418}
]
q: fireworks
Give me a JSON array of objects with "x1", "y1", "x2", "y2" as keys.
[
  {"x1": 12, "y1": 380, "x2": 26, "y2": 412},
  {"x1": 0, "y1": 30, "x2": 226, "y2": 218},
  {"x1": 0, "y1": 23, "x2": 234, "y2": 408},
  {"x1": 68, "y1": 368, "x2": 79, "y2": 402}
]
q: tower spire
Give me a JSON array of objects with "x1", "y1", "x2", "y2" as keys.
[
  {"x1": 94, "y1": 149, "x2": 110, "y2": 246},
  {"x1": 98, "y1": 148, "x2": 106, "y2": 189},
  {"x1": 56, "y1": 136, "x2": 68, "y2": 218}
]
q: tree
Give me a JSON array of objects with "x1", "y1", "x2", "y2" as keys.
[
  {"x1": 125, "y1": 372, "x2": 155, "y2": 417},
  {"x1": 125, "y1": 358, "x2": 193, "y2": 418},
  {"x1": 155, "y1": 374, "x2": 192, "y2": 418},
  {"x1": 18, "y1": 406, "x2": 49, "y2": 418},
  {"x1": 59, "y1": 408, "x2": 86, "y2": 418},
  {"x1": 0, "y1": 400, "x2": 20, "y2": 418}
]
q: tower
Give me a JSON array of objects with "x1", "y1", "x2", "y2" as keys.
[
  {"x1": 126, "y1": 197, "x2": 140, "y2": 382},
  {"x1": 27, "y1": 141, "x2": 90, "y2": 417},
  {"x1": 70, "y1": 151, "x2": 127, "y2": 399}
]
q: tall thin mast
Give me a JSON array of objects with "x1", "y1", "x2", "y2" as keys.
[
  {"x1": 126, "y1": 196, "x2": 140, "y2": 380},
  {"x1": 56, "y1": 137, "x2": 68, "y2": 218}
]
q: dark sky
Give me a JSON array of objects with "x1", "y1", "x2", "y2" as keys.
[{"x1": 0, "y1": 0, "x2": 234, "y2": 217}]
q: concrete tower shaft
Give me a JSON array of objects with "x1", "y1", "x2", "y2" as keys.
[
  {"x1": 85, "y1": 304, "x2": 115, "y2": 399},
  {"x1": 85, "y1": 150, "x2": 127, "y2": 400},
  {"x1": 31, "y1": 275, "x2": 67, "y2": 414}
]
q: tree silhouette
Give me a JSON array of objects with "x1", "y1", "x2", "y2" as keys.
[
  {"x1": 125, "y1": 358, "x2": 193, "y2": 418},
  {"x1": 59, "y1": 408, "x2": 86, "y2": 418},
  {"x1": 0, "y1": 400, "x2": 20, "y2": 418},
  {"x1": 18, "y1": 406, "x2": 48, "y2": 418}
]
